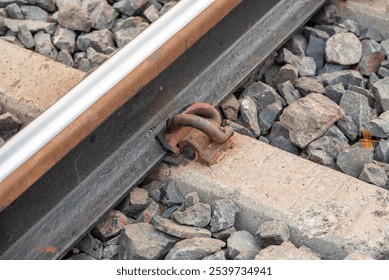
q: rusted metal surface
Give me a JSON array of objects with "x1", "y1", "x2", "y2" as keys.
[
  {"x1": 0, "y1": 0, "x2": 326, "y2": 259},
  {"x1": 161, "y1": 102, "x2": 234, "y2": 165}
]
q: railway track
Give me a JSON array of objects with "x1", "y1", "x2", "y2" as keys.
[{"x1": 0, "y1": 0, "x2": 327, "y2": 259}]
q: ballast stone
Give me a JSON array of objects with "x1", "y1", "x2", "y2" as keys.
[
  {"x1": 255, "y1": 220, "x2": 291, "y2": 248},
  {"x1": 227, "y1": 230, "x2": 260, "y2": 259},
  {"x1": 372, "y1": 77, "x2": 389, "y2": 111},
  {"x1": 210, "y1": 199, "x2": 240, "y2": 233},
  {"x1": 255, "y1": 242, "x2": 321, "y2": 260},
  {"x1": 153, "y1": 216, "x2": 211, "y2": 239},
  {"x1": 336, "y1": 144, "x2": 374, "y2": 178},
  {"x1": 359, "y1": 163, "x2": 388, "y2": 188},
  {"x1": 358, "y1": 39, "x2": 386, "y2": 76},
  {"x1": 325, "y1": 33, "x2": 362, "y2": 65},
  {"x1": 165, "y1": 237, "x2": 225, "y2": 260}
]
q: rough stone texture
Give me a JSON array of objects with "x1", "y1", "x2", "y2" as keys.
[
  {"x1": 211, "y1": 227, "x2": 236, "y2": 241},
  {"x1": 338, "y1": 19, "x2": 362, "y2": 36},
  {"x1": 360, "y1": 28, "x2": 384, "y2": 43},
  {"x1": 273, "y1": 64, "x2": 298, "y2": 86},
  {"x1": 143, "y1": 4, "x2": 159, "y2": 22},
  {"x1": 359, "y1": 39, "x2": 386, "y2": 76},
  {"x1": 337, "y1": 144, "x2": 374, "y2": 178},
  {"x1": 77, "y1": 58, "x2": 91, "y2": 72},
  {"x1": 57, "y1": 4, "x2": 92, "y2": 32},
  {"x1": 118, "y1": 223, "x2": 178, "y2": 260},
  {"x1": 277, "y1": 81, "x2": 300, "y2": 105},
  {"x1": 311, "y1": 4, "x2": 338, "y2": 25},
  {"x1": 136, "y1": 200, "x2": 161, "y2": 223},
  {"x1": 113, "y1": 0, "x2": 148, "y2": 16},
  {"x1": 57, "y1": 49, "x2": 74, "y2": 67},
  {"x1": 113, "y1": 19, "x2": 148, "y2": 48},
  {"x1": 382, "y1": 39, "x2": 389, "y2": 57},
  {"x1": 279, "y1": 93, "x2": 344, "y2": 148},
  {"x1": 202, "y1": 250, "x2": 226, "y2": 260},
  {"x1": 77, "y1": 29, "x2": 115, "y2": 54},
  {"x1": 86, "y1": 47, "x2": 109, "y2": 68},
  {"x1": 160, "y1": 179, "x2": 185, "y2": 207},
  {"x1": 269, "y1": 122, "x2": 290, "y2": 141},
  {"x1": 303, "y1": 26, "x2": 330, "y2": 40},
  {"x1": 227, "y1": 230, "x2": 260, "y2": 259},
  {"x1": 220, "y1": 94, "x2": 240, "y2": 121},
  {"x1": 4, "y1": 18, "x2": 56, "y2": 34},
  {"x1": 378, "y1": 67, "x2": 389, "y2": 78},
  {"x1": 375, "y1": 139, "x2": 389, "y2": 163},
  {"x1": 324, "y1": 84, "x2": 344, "y2": 104},
  {"x1": 339, "y1": 90, "x2": 370, "y2": 132},
  {"x1": 0, "y1": 112, "x2": 22, "y2": 139},
  {"x1": 240, "y1": 81, "x2": 285, "y2": 112},
  {"x1": 255, "y1": 242, "x2": 321, "y2": 260},
  {"x1": 102, "y1": 244, "x2": 119, "y2": 259},
  {"x1": 17, "y1": 24, "x2": 34, "y2": 48},
  {"x1": 210, "y1": 199, "x2": 240, "y2": 233},
  {"x1": 78, "y1": 233, "x2": 103, "y2": 259},
  {"x1": 359, "y1": 163, "x2": 388, "y2": 187},
  {"x1": 34, "y1": 31, "x2": 57, "y2": 60},
  {"x1": 52, "y1": 26, "x2": 75, "y2": 53},
  {"x1": 325, "y1": 33, "x2": 362, "y2": 65},
  {"x1": 239, "y1": 96, "x2": 261, "y2": 137},
  {"x1": 337, "y1": 114, "x2": 359, "y2": 141},
  {"x1": 142, "y1": 180, "x2": 163, "y2": 202},
  {"x1": 343, "y1": 252, "x2": 374, "y2": 260},
  {"x1": 85, "y1": 0, "x2": 118, "y2": 30},
  {"x1": 234, "y1": 249, "x2": 259, "y2": 260},
  {"x1": 20, "y1": 5, "x2": 48, "y2": 21},
  {"x1": 258, "y1": 101, "x2": 283, "y2": 133},
  {"x1": 5, "y1": 3, "x2": 24, "y2": 19},
  {"x1": 183, "y1": 192, "x2": 200, "y2": 208},
  {"x1": 160, "y1": 205, "x2": 179, "y2": 219},
  {"x1": 270, "y1": 136, "x2": 299, "y2": 155},
  {"x1": 307, "y1": 35, "x2": 326, "y2": 72},
  {"x1": 307, "y1": 149, "x2": 336, "y2": 169},
  {"x1": 92, "y1": 210, "x2": 129, "y2": 242},
  {"x1": 294, "y1": 76, "x2": 325, "y2": 96},
  {"x1": 171, "y1": 203, "x2": 211, "y2": 228},
  {"x1": 318, "y1": 63, "x2": 349, "y2": 75},
  {"x1": 369, "y1": 111, "x2": 389, "y2": 138},
  {"x1": 153, "y1": 216, "x2": 211, "y2": 239},
  {"x1": 165, "y1": 237, "x2": 225, "y2": 260},
  {"x1": 318, "y1": 70, "x2": 364, "y2": 87},
  {"x1": 223, "y1": 120, "x2": 255, "y2": 138},
  {"x1": 307, "y1": 135, "x2": 348, "y2": 160},
  {"x1": 348, "y1": 85, "x2": 375, "y2": 107},
  {"x1": 255, "y1": 220, "x2": 291, "y2": 248},
  {"x1": 371, "y1": 77, "x2": 389, "y2": 111},
  {"x1": 117, "y1": 186, "x2": 150, "y2": 217},
  {"x1": 278, "y1": 48, "x2": 316, "y2": 76}
]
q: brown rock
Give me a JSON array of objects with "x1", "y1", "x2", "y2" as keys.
[{"x1": 254, "y1": 241, "x2": 321, "y2": 260}]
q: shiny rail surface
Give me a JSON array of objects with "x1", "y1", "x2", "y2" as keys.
[{"x1": 0, "y1": 0, "x2": 325, "y2": 259}]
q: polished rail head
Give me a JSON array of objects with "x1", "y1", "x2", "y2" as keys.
[{"x1": 0, "y1": 0, "x2": 215, "y2": 183}]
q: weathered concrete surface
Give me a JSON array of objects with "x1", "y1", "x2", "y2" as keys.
[
  {"x1": 330, "y1": 0, "x2": 389, "y2": 38},
  {"x1": 0, "y1": 39, "x2": 85, "y2": 124},
  {"x1": 152, "y1": 133, "x2": 389, "y2": 260}
]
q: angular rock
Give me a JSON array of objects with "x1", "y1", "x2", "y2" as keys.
[
  {"x1": 360, "y1": 28, "x2": 384, "y2": 43},
  {"x1": 324, "y1": 84, "x2": 344, "y2": 104},
  {"x1": 315, "y1": 24, "x2": 347, "y2": 36},
  {"x1": 279, "y1": 93, "x2": 344, "y2": 148},
  {"x1": 0, "y1": 112, "x2": 22, "y2": 139},
  {"x1": 294, "y1": 76, "x2": 325, "y2": 96},
  {"x1": 183, "y1": 192, "x2": 200, "y2": 208},
  {"x1": 255, "y1": 242, "x2": 321, "y2": 260},
  {"x1": 57, "y1": 49, "x2": 74, "y2": 67},
  {"x1": 153, "y1": 216, "x2": 211, "y2": 239},
  {"x1": 369, "y1": 73, "x2": 380, "y2": 90},
  {"x1": 77, "y1": 58, "x2": 91, "y2": 72},
  {"x1": 258, "y1": 100, "x2": 283, "y2": 133},
  {"x1": 160, "y1": 205, "x2": 180, "y2": 219},
  {"x1": 381, "y1": 39, "x2": 389, "y2": 57},
  {"x1": 375, "y1": 139, "x2": 389, "y2": 163},
  {"x1": 165, "y1": 237, "x2": 225, "y2": 260},
  {"x1": 359, "y1": 163, "x2": 388, "y2": 187},
  {"x1": 171, "y1": 202, "x2": 211, "y2": 228},
  {"x1": 270, "y1": 136, "x2": 299, "y2": 155},
  {"x1": 307, "y1": 135, "x2": 349, "y2": 159},
  {"x1": 57, "y1": 4, "x2": 92, "y2": 32},
  {"x1": 102, "y1": 245, "x2": 119, "y2": 260},
  {"x1": 278, "y1": 48, "x2": 316, "y2": 76},
  {"x1": 337, "y1": 144, "x2": 374, "y2": 178},
  {"x1": 73, "y1": 52, "x2": 86, "y2": 67},
  {"x1": 359, "y1": 39, "x2": 386, "y2": 76},
  {"x1": 325, "y1": 33, "x2": 362, "y2": 65},
  {"x1": 337, "y1": 114, "x2": 359, "y2": 141},
  {"x1": 118, "y1": 223, "x2": 178, "y2": 260},
  {"x1": 142, "y1": 180, "x2": 163, "y2": 202},
  {"x1": 113, "y1": 0, "x2": 148, "y2": 16},
  {"x1": 273, "y1": 64, "x2": 298, "y2": 86},
  {"x1": 20, "y1": 5, "x2": 48, "y2": 21},
  {"x1": 220, "y1": 94, "x2": 240, "y2": 121},
  {"x1": 159, "y1": 1, "x2": 177, "y2": 16},
  {"x1": 17, "y1": 24, "x2": 34, "y2": 48},
  {"x1": 344, "y1": 252, "x2": 374, "y2": 260},
  {"x1": 87, "y1": 47, "x2": 109, "y2": 68},
  {"x1": 239, "y1": 96, "x2": 261, "y2": 137},
  {"x1": 117, "y1": 186, "x2": 150, "y2": 217},
  {"x1": 255, "y1": 220, "x2": 291, "y2": 248},
  {"x1": 269, "y1": 121, "x2": 290, "y2": 141},
  {"x1": 223, "y1": 120, "x2": 255, "y2": 138},
  {"x1": 379, "y1": 67, "x2": 389, "y2": 78},
  {"x1": 211, "y1": 227, "x2": 236, "y2": 241},
  {"x1": 264, "y1": 64, "x2": 281, "y2": 86},
  {"x1": 318, "y1": 70, "x2": 363, "y2": 87},
  {"x1": 34, "y1": 31, "x2": 58, "y2": 60},
  {"x1": 113, "y1": 20, "x2": 148, "y2": 48},
  {"x1": 235, "y1": 249, "x2": 259, "y2": 260},
  {"x1": 93, "y1": 209, "x2": 129, "y2": 241},
  {"x1": 160, "y1": 179, "x2": 184, "y2": 207},
  {"x1": 311, "y1": 4, "x2": 338, "y2": 25},
  {"x1": 78, "y1": 233, "x2": 103, "y2": 259},
  {"x1": 258, "y1": 136, "x2": 269, "y2": 144},
  {"x1": 143, "y1": 4, "x2": 159, "y2": 23},
  {"x1": 302, "y1": 26, "x2": 330, "y2": 41},
  {"x1": 210, "y1": 199, "x2": 240, "y2": 233},
  {"x1": 318, "y1": 63, "x2": 349, "y2": 75},
  {"x1": 227, "y1": 230, "x2": 260, "y2": 260},
  {"x1": 324, "y1": 124, "x2": 350, "y2": 144},
  {"x1": 338, "y1": 19, "x2": 362, "y2": 36},
  {"x1": 277, "y1": 81, "x2": 300, "y2": 105},
  {"x1": 34, "y1": 0, "x2": 55, "y2": 12},
  {"x1": 4, "y1": 18, "x2": 57, "y2": 34},
  {"x1": 308, "y1": 149, "x2": 337, "y2": 169},
  {"x1": 240, "y1": 81, "x2": 285, "y2": 112},
  {"x1": 77, "y1": 29, "x2": 115, "y2": 54},
  {"x1": 0, "y1": 17, "x2": 6, "y2": 36},
  {"x1": 339, "y1": 90, "x2": 370, "y2": 132},
  {"x1": 85, "y1": 0, "x2": 118, "y2": 30},
  {"x1": 136, "y1": 200, "x2": 161, "y2": 223},
  {"x1": 202, "y1": 250, "x2": 226, "y2": 260},
  {"x1": 307, "y1": 35, "x2": 326, "y2": 72},
  {"x1": 0, "y1": 0, "x2": 28, "y2": 8},
  {"x1": 348, "y1": 85, "x2": 375, "y2": 107},
  {"x1": 5, "y1": 3, "x2": 23, "y2": 19},
  {"x1": 371, "y1": 77, "x2": 389, "y2": 111},
  {"x1": 369, "y1": 111, "x2": 389, "y2": 138},
  {"x1": 52, "y1": 26, "x2": 76, "y2": 53}
]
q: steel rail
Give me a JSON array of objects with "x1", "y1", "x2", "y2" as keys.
[{"x1": 0, "y1": 0, "x2": 325, "y2": 259}]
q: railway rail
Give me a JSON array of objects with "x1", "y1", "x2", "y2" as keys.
[{"x1": 0, "y1": 0, "x2": 325, "y2": 259}]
